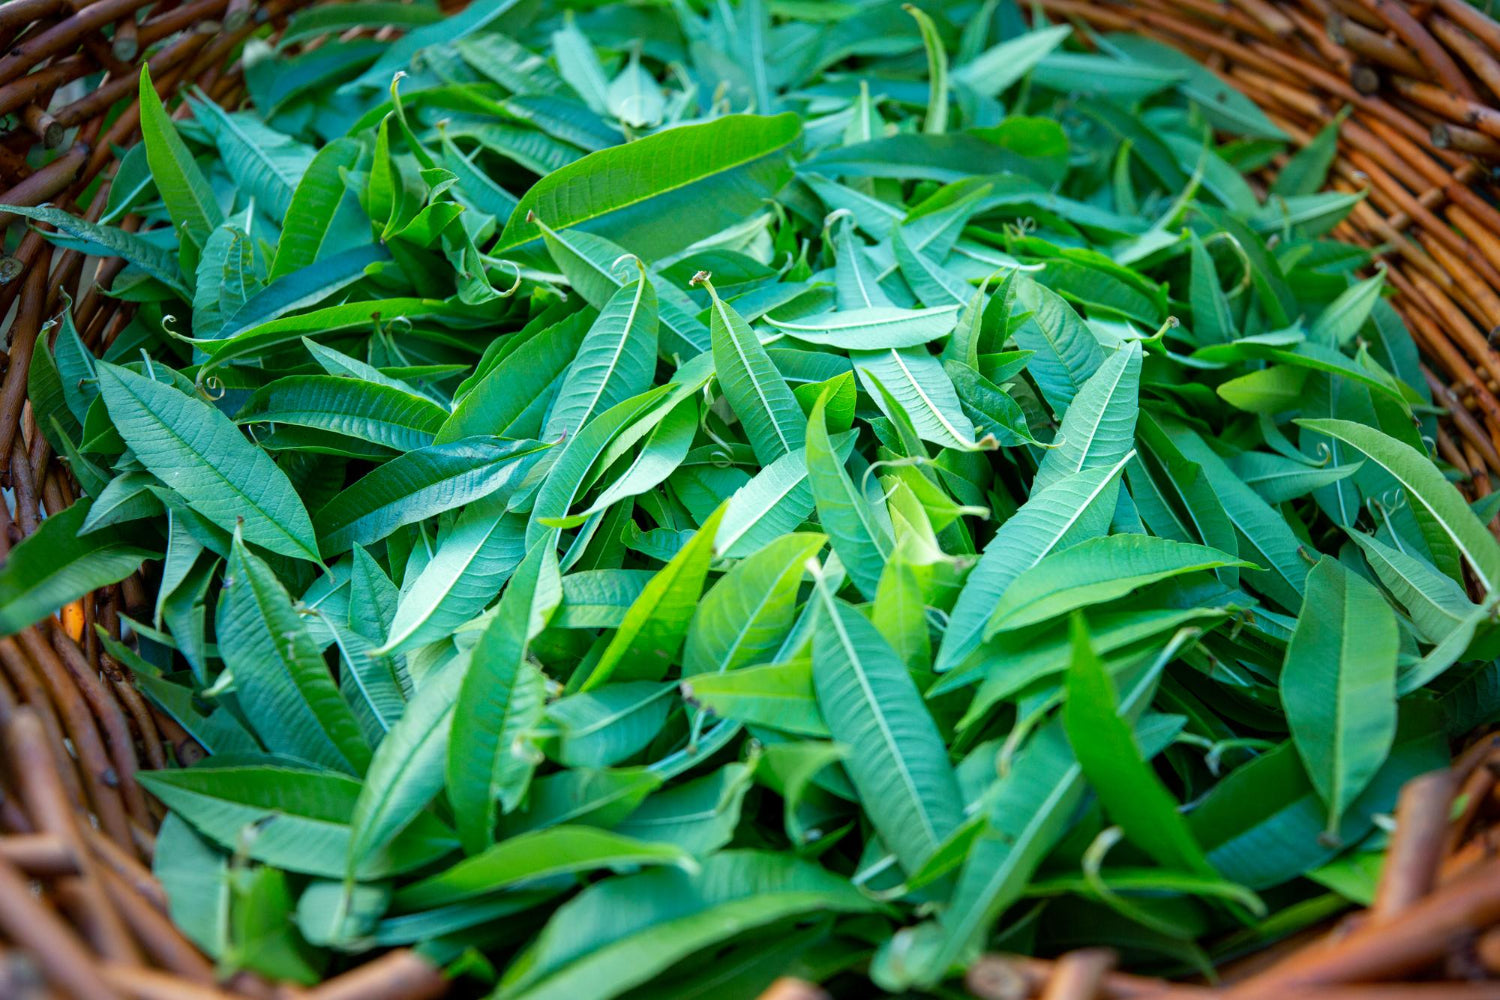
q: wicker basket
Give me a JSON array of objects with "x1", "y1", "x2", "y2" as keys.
[{"x1": 4, "y1": 1, "x2": 1500, "y2": 998}]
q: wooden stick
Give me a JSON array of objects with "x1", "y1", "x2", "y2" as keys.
[
  {"x1": 1373, "y1": 770, "x2": 1459, "y2": 921},
  {"x1": 300, "y1": 951, "x2": 447, "y2": 1000},
  {"x1": 966, "y1": 955, "x2": 1212, "y2": 999},
  {"x1": 1223, "y1": 856, "x2": 1500, "y2": 994},
  {"x1": 0, "y1": 834, "x2": 74, "y2": 877},
  {"x1": 1041, "y1": 949, "x2": 1116, "y2": 1000},
  {"x1": 0, "y1": 856, "x2": 119, "y2": 1000}
]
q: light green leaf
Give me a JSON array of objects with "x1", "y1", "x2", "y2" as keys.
[
  {"x1": 1282, "y1": 556, "x2": 1399, "y2": 834},
  {"x1": 937, "y1": 455, "x2": 1131, "y2": 673},
  {"x1": 581, "y1": 504, "x2": 727, "y2": 690},
  {"x1": 706, "y1": 279, "x2": 806, "y2": 465},
  {"x1": 448, "y1": 537, "x2": 558, "y2": 852},
  {"x1": 96, "y1": 362, "x2": 320, "y2": 563},
  {"x1": 683, "y1": 532, "x2": 826, "y2": 676},
  {"x1": 139, "y1": 763, "x2": 455, "y2": 880},
  {"x1": 217, "y1": 531, "x2": 370, "y2": 773},
  {"x1": 496, "y1": 114, "x2": 801, "y2": 261},
  {"x1": 396, "y1": 825, "x2": 692, "y2": 910},
  {"x1": 811, "y1": 573, "x2": 963, "y2": 874},
  {"x1": 0, "y1": 500, "x2": 155, "y2": 637},
  {"x1": 989, "y1": 534, "x2": 1250, "y2": 633},
  {"x1": 766, "y1": 305, "x2": 961, "y2": 350},
  {"x1": 1297, "y1": 418, "x2": 1500, "y2": 593}
]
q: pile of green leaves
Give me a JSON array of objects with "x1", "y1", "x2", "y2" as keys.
[{"x1": 6, "y1": 0, "x2": 1500, "y2": 994}]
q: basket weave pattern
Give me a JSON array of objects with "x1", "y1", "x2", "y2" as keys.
[{"x1": 3, "y1": 1, "x2": 1500, "y2": 998}]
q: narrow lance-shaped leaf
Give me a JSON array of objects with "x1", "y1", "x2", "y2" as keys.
[
  {"x1": 988, "y1": 534, "x2": 1252, "y2": 634},
  {"x1": 683, "y1": 532, "x2": 827, "y2": 676},
  {"x1": 315, "y1": 437, "x2": 550, "y2": 556},
  {"x1": 1064, "y1": 615, "x2": 1218, "y2": 876},
  {"x1": 95, "y1": 362, "x2": 321, "y2": 563},
  {"x1": 140, "y1": 65, "x2": 223, "y2": 246},
  {"x1": 580, "y1": 504, "x2": 728, "y2": 691},
  {"x1": 0, "y1": 500, "x2": 156, "y2": 638},
  {"x1": 347, "y1": 653, "x2": 468, "y2": 872},
  {"x1": 700, "y1": 274, "x2": 805, "y2": 464},
  {"x1": 937, "y1": 454, "x2": 1132, "y2": 674},
  {"x1": 806, "y1": 385, "x2": 894, "y2": 600},
  {"x1": 810, "y1": 565, "x2": 964, "y2": 874},
  {"x1": 377, "y1": 500, "x2": 528, "y2": 655},
  {"x1": 1281, "y1": 556, "x2": 1399, "y2": 836},
  {"x1": 495, "y1": 113, "x2": 802, "y2": 261},
  {"x1": 545, "y1": 257, "x2": 659, "y2": 440},
  {"x1": 1033, "y1": 340, "x2": 1142, "y2": 493},
  {"x1": 216, "y1": 530, "x2": 370, "y2": 774},
  {"x1": 447, "y1": 536, "x2": 560, "y2": 853},
  {"x1": 1297, "y1": 418, "x2": 1500, "y2": 594}
]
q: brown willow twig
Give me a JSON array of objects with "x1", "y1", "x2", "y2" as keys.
[
  {"x1": 1372, "y1": 770, "x2": 1459, "y2": 921},
  {"x1": 1222, "y1": 856, "x2": 1500, "y2": 994}
]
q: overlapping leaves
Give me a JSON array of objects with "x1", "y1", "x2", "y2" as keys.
[{"x1": 2, "y1": 1, "x2": 1492, "y2": 996}]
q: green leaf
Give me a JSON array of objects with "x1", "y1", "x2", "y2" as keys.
[
  {"x1": 139, "y1": 762, "x2": 455, "y2": 880},
  {"x1": 527, "y1": 387, "x2": 675, "y2": 543},
  {"x1": 1217, "y1": 366, "x2": 1308, "y2": 415},
  {"x1": 682, "y1": 660, "x2": 829, "y2": 737},
  {"x1": 1033, "y1": 340, "x2": 1141, "y2": 492},
  {"x1": 235, "y1": 375, "x2": 447, "y2": 452},
  {"x1": 683, "y1": 532, "x2": 826, "y2": 676},
  {"x1": 807, "y1": 388, "x2": 894, "y2": 600},
  {"x1": 1012, "y1": 279, "x2": 1106, "y2": 414},
  {"x1": 581, "y1": 504, "x2": 727, "y2": 690},
  {"x1": 706, "y1": 279, "x2": 806, "y2": 465},
  {"x1": 190, "y1": 97, "x2": 314, "y2": 220},
  {"x1": 989, "y1": 535, "x2": 1250, "y2": 633},
  {"x1": 938, "y1": 456, "x2": 1130, "y2": 673},
  {"x1": 548, "y1": 682, "x2": 676, "y2": 767},
  {"x1": 0, "y1": 500, "x2": 155, "y2": 637},
  {"x1": 314, "y1": 437, "x2": 549, "y2": 556},
  {"x1": 811, "y1": 572, "x2": 963, "y2": 874},
  {"x1": 154, "y1": 815, "x2": 231, "y2": 959},
  {"x1": 1297, "y1": 418, "x2": 1500, "y2": 593},
  {"x1": 140, "y1": 65, "x2": 223, "y2": 245},
  {"x1": 716, "y1": 437, "x2": 850, "y2": 558},
  {"x1": 1347, "y1": 529, "x2": 1475, "y2": 644},
  {"x1": 766, "y1": 305, "x2": 961, "y2": 350},
  {"x1": 448, "y1": 537, "x2": 558, "y2": 852},
  {"x1": 545, "y1": 267, "x2": 659, "y2": 439},
  {"x1": 271, "y1": 139, "x2": 365, "y2": 278},
  {"x1": 1228, "y1": 451, "x2": 1363, "y2": 505},
  {"x1": 0, "y1": 205, "x2": 189, "y2": 296},
  {"x1": 855, "y1": 349, "x2": 986, "y2": 451},
  {"x1": 437, "y1": 310, "x2": 592, "y2": 444},
  {"x1": 347, "y1": 654, "x2": 466, "y2": 871},
  {"x1": 95, "y1": 362, "x2": 320, "y2": 563},
  {"x1": 217, "y1": 531, "x2": 370, "y2": 774},
  {"x1": 1188, "y1": 709, "x2": 1446, "y2": 888},
  {"x1": 1282, "y1": 556, "x2": 1399, "y2": 835},
  {"x1": 377, "y1": 500, "x2": 528, "y2": 655},
  {"x1": 397, "y1": 825, "x2": 692, "y2": 910},
  {"x1": 1309, "y1": 273, "x2": 1384, "y2": 347},
  {"x1": 954, "y1": 24, "x2": 1072, "y2": 97},
  {"x1": 534, "y1": 222, "x2": 709, "y2": 357},
  {"x1": 614, "y1": 762, "x2": 756, "y2": 855},
  {"x1": 1064, "y1": 616, "x2": 1217, "y2": 876},
  {"x1": 495, "y1": 851, "x2": 878, "y2": 1000},
  {"x1": 906, "y1": 4, "x2": 949, "y2": 133},
  {"x1": 496, "y1": 114, "x2": 801, "y2": 261}
]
